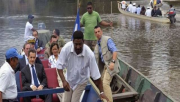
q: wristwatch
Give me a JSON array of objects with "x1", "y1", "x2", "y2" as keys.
[
  {"x1": 111, "y1": 60, "x2": 115, "y2": 63},
  {"x1": 100, "y1": 92, "x2": 104, "y2": 95}
]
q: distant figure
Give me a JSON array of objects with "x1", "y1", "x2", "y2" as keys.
[
  {"x1": 44, "y1": 35, "x2": 57, "y2": 59},
  {"x1": 24, "y1": 15, "x2": 36, "y2": 42},
  {"x1": 52, "y1": 29, "x2": 65, "y2": 51},
  {"x1": 150, "y1": 0, "x2": 153, "y2": 8},
  {"x1": 140, "y1": 6, "x2": 146, "y2": 15},
  {"x1": 167, "y1": 4, "x2": 176, "y2": 17},
  {"x1": 151, "y1": 6, "x2": 157, "y2": 17},
  {"x1": 132, "y1": 3, "x2": 137, "y2": 13},
  {"x1": 156, "y1": 8, "x2": 162, "y2": 16},
  {"x1": 145, "y1": 7, "x2": 151, "y2": 17},
  {"x1": 48, "y1": 43, "x2": 59, "y2": 68},
  {"x1": 127, "y1": 1, "x2": 133, "y2": 12},
  {"x1": 136, "y1": 5, "x2": 141, "y2": 15},
  {"x1": 21, "y1": 49, "x2": 52, "y2": 102},
  {"x1": 121, "y1": 1, "x2": 126, "y2": 10},
  {"x1": 33, "y1": 30, "x2": 44, "y2": 53},
  {"x1": 80, "y1": 2, "x2": 112, "y2": 51},
  {"x1": 0, "y1": 48, "x2": 22, "y2": 102}
]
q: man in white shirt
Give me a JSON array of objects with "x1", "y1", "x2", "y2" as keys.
[
  {"x1": 0, "y1": 48, "x2": 23, "y2": 102},
  {"x1": 56, "y1": 31, "x2": 109, "y2": 102},
  {"x1": 24, "y1": 15, "x2": 36, "y2": 42},
  {"x1": 136, "y1": 5, "x2": 141, "y2": 15},
  {"x1": 127, "y1": 1, "x2": 133, "y2": 12},
  {"x1": 132, "y1": 3, "x2": 137, "y2": 13},
  {"x1": 145, "y1": 7, "x2": 152, "y2": 17}
]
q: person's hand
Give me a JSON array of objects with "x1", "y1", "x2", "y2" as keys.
[
  {"x1": 109, "y1": 22, "x2": 113, "y2": 27},
  {"x1": 31, "y1": 85, "x2": 37, "y2": 91},
  {"x1": 37, "y1": 48, "x2": 41, "y2": 53},
  {"x1": 63, "y1": 81, "x2": 70, "y2": 91},
  {"x1": 37, "y1": 85, "x2": 44, "y2": 90},
  {"x1": 100, "y1": 93, "x2": 109, "y2": 102},
  {"x1": 109, "y1": 62, "x2": 115, "y2": 71}
]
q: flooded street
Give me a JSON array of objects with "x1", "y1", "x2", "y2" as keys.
[{"x1": 0, "y1": 0, "x2": 180, "y2": 101}]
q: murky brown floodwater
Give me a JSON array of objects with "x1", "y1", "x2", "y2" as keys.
[{"x1": 0, "y1": 0, "x2": 180, "y2": 101}]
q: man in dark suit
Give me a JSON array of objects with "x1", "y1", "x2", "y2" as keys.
[
  {"x1": 33, "y1": 30, "x2": 44, "y2": 53},
  {"x1": 15, "y1": 43, "x2": 42, "y2": 72},
  {"x1": 21, "y1": 48, "x2": 52, "y2": 102}
]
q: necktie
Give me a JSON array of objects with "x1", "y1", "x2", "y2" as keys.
[{"x1": 31, "y1": 65, "x2": 39, "y2": 87}]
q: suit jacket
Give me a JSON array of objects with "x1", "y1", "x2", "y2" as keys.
[
  {"x1": 36, "y1": 39, "x2": 44, "y2": 49},
  {"x1": 21, "y1": 63, "x2": 47, "y2": 91},
  {"x1": 15, "y1": 55, "x2": 42, "y2": 72}
]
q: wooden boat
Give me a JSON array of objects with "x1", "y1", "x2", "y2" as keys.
[
  {"x1": 83, "y1": 58, "x2": 176, "y2": 102},
  {"x1": 117, "y1": 1, "x2": 170, "y2": 23}
]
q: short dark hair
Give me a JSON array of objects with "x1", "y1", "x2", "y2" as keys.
[
  {"x1": 28, "y1": 48, "x2": 36, "y2": 56},
  {"x1": 54, "y1": 29, "x2": 60, "y2": 36},
  {"x1": 170, "y1": 4, "x2": 173, "y2": 8},
  {"x1": 94, "y1": 25, "x2": 100, "y2": 29},
  {"x1": 50, "y1": 35, "x2": 57, "y2": 40},
  {"x1": 23, "y1": 42, "x2": 31, "y2": 49},
  {"x1": 73, "y1": 31, "x2": 84, "y2": 40},
  {"x1": 87, "y1": 2, "x2": 93, "y2": 6},
  {"x1": 33, "y1": 30, "x2": 38, "y2": 35},
  {"x1": 50, "y1": 42, "x2": 59, "y2": 55}
]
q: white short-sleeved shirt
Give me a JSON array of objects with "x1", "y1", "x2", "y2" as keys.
[
  {"x1": 0, "y1": 62, "x2": 17, "y2": 99},
  {"x1": 145, "y1": 9, "x2": 152, "y2": 17},
  {"x1": 56, "y1": 41, "x2": 101, "y2": 90},
  {"x1": 24, "y1": 21, "x2": 33, "y2": 42},
  {"x1": 121, "y1": 1, "x2": 126, "y2": 9},
  {"x1": 136, "y1": 7, "x2": 141, "y2": 15},
  {"x1": 128, "y1": 4, "x2": 133, "y2": 12}
]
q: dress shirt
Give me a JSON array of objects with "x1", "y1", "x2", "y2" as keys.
[
  {"x1": 28, "y1": 64, "x2": 40, "y2": 87},
  {"x1": 97, "y1": 38, "x2": 118, "y2": 63},
  {"x1": 0, "y1": 61, "x2": 17, "y2": 99},
  {"x1": 56, "y1": 41, "x2": 101, "y2": 90},
  {"x1": 25, "y1": 55, "x2": 29, "y2": 65}
]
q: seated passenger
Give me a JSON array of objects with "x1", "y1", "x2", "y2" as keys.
[
  {"x1": 44, "y1": 35, "x2": 57, "y2": 59},
  {"x1": 32, "y1": 30, "x2": 44, "y2": 53},
  {"x1": 136, "y1": 5, "x2": 141, "y2": 15},
  {"x1": 21, "y1": 49, "x2": 52, "y2": 102},
  {"x1": 140, "y1": 6, "x2": 146, "y2": 15},
  {"x1": 156, "y1": 8, "x2": 162, "y2": 16},
  {"x1": 132, "y1": 3, "x2": 137, "y2": 13},
  {"x1": 145, "y1": 6, "x2": 151, "y2": 17},
  {"x1": 15, "y1": 42, "x2": 42, "y2": 72},
  {"x1": 151, "y1": 6, "x2": 157, "y2": 17},
  {"x1": 48, "y1": 43, "x2": 59, "y2": 68}
]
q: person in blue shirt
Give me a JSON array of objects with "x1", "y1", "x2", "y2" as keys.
[{"x1": 94, "y1": 26, "x2": 120, "y2": 102}]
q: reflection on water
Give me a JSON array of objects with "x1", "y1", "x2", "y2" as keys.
[{"x1": 0, "y1": 0, "x2": 180, "y2": 101}]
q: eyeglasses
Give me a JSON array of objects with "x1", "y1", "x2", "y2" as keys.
[{"x1": 87, "y1": 7, "x2": 92, "y2": 10}]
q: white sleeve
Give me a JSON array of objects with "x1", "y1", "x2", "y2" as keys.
[
  {"x1": 89, "y1": 54, "x2": 101, "y2": 80},
  {"x1": 28, "y1": 23, "x2": 33, "y2": 30},
  {"x1": 56, "y1": 46, "x2": 67, "y2": 70},
  {"x1": 0, "y1": 72, "x2": 10, "y2": 93}
]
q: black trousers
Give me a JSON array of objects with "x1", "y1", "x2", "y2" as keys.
[
  {"x1": 3, "y1": 99, "x2": 18, "y2": 102},
  {"x1": 22, "y1": 87, "x2": 52, "y2": 102}
]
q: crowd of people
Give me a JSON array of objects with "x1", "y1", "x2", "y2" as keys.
[
  {"x1": 0, "y1": 1, "x2": 119, "y2": 102},
  {"x1": 121, "y1": 1, "x2": 164, "y2": 17}
]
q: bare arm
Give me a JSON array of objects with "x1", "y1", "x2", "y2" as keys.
[
  {"x1": 94, "y1": 78, "x2": 103, "y2": 92},
  {"x1": 58, "y1": 69, "x2": 66, "y2": 82},
  {"x1": 0, "y1": 92, "x2": 2, "y2": 102},
  {"x1": 100, "y1": 21, "x2": 113, "y2": 26},
  {"x1": 58, "y1": 69, "x2": 70, "y2": 91},
  {"x1": 112, "y1": 51, "x2": 117, "y2": 61}
]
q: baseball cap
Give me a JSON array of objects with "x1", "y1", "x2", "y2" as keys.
[
  {"x1": 5, "y1": 48, "x2": 23, "y2": 59},
  {"x1": 28, "y1": 14, "x2": 34, "y2": 19}
]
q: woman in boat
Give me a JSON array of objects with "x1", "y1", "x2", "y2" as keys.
[
  {"x1": 140, "y1": 6, "x2": 146, "y2": 15},
  {"x1": 48, "y1": 42, "x2": 59, "y2": 68}
]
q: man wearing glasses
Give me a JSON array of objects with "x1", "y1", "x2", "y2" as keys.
[{"x1": 80, "y1": 2, "x2": 113, "y2": 51}]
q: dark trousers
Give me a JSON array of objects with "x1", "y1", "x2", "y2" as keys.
[
  {"x1": 3, "y1": 99, "x2": 18, "y2": 102},
  {"x1": 22, "y1": 87, "x2": 52, "y2": 102}
]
